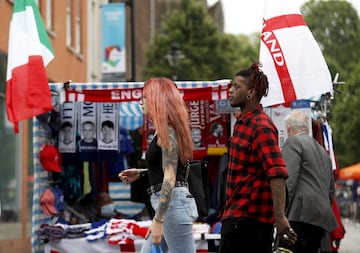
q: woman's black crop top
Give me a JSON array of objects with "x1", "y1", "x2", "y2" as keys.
[{"x1": 145, "y1": 135, "x2": 186, "y2": 186}]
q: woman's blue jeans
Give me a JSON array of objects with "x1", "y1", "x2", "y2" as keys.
[{"x1": 140, "y1": 187, "x2": 198, "y2": 253}]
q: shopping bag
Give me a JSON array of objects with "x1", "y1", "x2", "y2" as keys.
[
  {"x1": 151, "y1": 244, "x2": 163, "y2": 253},
  {"x1": 274, "y1": 247, "x2": 293, "y2": 253},
  {"x1": 273, "y1": 231, "x2": 294, "y2": 253}
]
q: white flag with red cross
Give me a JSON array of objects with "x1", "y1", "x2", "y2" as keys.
[{"x1": 259, "y1": 0, "x2": 333, "y2": 107}]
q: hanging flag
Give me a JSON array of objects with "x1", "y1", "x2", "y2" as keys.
[
  {"x1": 62, "y1": 82, "x2": 231, "y2": 103},
  {"x1": 6, "y1": 0, "x2": 55, "y2": 133},
  {"x1": 259, "y1": 0, "x2": 333, "y2": 107}
]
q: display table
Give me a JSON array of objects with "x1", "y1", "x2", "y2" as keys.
[
  {"x1": 42, "y1": 220, "x2": 220, "y2": 253},
  {"x1": 45, "y1": 237, "x2": 144, "y2": 253},
  {"x1": 44, "y1": 236, "x2": 217, "y2": 253}
]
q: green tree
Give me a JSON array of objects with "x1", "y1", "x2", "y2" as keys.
[
  {"x1": 301, "y1": 0, "x2": 360, "y2": 167},
  {"x1": 143, "y1": 0, "x2": 258, "y2": 81},
  {"x1": 233, "y1": 33, "x2": 260, "y2": 71},
  {"x1": 301, "y1": 0, "x2": 360, "y2": 76},
  {"x1": 331, "y1": 63, "x2": 360, "y2": 167}
]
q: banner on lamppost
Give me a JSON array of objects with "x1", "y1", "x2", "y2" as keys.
[{"x1": 101, "y1": 3, "x2": 126, "y2": 81}]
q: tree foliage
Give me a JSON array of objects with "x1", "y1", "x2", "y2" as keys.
[
  {"x1": 331, "y1": 63, "x2": 360, "y2": 167},
  {"x1": 142, "y1": 0, "x2": 258, "y2": 81},
  {"x1": 301, "y1": 0, "x2": 360, "y2": 76},
  {"x1": 302, "y1": 0, "x2": 360, "y2": 167}
]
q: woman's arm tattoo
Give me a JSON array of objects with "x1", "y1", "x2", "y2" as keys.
[{"x1": 154, "y1": 127, "x2": 178, "y2": 222}]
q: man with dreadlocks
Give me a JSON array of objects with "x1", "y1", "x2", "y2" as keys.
[{"x1": 218, "y1": 62, "x2": 297, "y2": 252}]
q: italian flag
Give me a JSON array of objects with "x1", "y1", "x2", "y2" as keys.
[{"x1": 6, "y1": 0, "x2": 54, "y2": 133}]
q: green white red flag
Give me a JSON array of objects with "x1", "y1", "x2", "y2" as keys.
[{"x1": 6, "y1": 0, "x2": 54, "y2": 133}]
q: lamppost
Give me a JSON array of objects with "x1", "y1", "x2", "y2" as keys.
[{"x1": 166, "y1": 42, "x2": 185, "y2": 81}]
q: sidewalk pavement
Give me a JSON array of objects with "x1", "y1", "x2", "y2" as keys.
[{"x1": 338, "y1": 218, "x2": 360, "y2": 253}]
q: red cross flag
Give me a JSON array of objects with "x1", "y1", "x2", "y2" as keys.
[{"x1": 259, "y1": 0, "x2": 333, "y2": 107}]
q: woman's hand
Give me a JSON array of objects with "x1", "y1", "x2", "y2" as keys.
[
  {"x1": 145, "y1": 219, "x2": 164, "y2": 245},
  {"x1": 118, "y1": 168, "x2": 141, "y2": 183}
]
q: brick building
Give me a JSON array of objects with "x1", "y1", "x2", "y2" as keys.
[{"x1": 0, "y1": 0, "x2": 223, "y2": 252}]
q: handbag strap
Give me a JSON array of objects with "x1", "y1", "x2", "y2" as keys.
[{"x1": 185, "y1": 160, "x2": 190, "y2": 181}]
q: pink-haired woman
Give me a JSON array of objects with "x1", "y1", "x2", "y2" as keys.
[{"x1": 119, "y1": 77, "x2": 198, "y2": 253}]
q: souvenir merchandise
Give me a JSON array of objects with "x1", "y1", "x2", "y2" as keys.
[
  {"x1": 39, "y1": 186, "x2": 64, "y2": 216},
  {"x1": 39, "y1": 144, "x2": 62, "y2": 173}
]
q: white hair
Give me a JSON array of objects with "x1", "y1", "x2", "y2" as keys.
[{"x1": 285, "y1": 110, "x2": 309, "y2": 133}]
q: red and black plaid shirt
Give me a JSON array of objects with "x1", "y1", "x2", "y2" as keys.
[{"x1": 222, "y1": 105, "x2": 288, "y2": 224}]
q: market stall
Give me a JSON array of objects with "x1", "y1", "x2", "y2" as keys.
[
  {"x1": 31, "y1": 81, "x2": 337, "y2": 253},
  {"x1": 31, "y1": 80, "x2": 231, "y2": 253}
]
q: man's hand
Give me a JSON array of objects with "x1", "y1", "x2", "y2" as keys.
[
  {"x1": 275, "y1": 215, "x2": 297, "y2": 245},
  {"x1": 270, "y1": 178, "x2": 297, "y2": 245}
]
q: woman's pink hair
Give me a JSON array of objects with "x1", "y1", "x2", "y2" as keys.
[{"x1": 143, "y1": 77, "x2": 193, "y2": 162}]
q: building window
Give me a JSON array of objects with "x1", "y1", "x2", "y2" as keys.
[
  {"x1": 75, "y1": 0, "x2": 82, "y2": 55},
  {"x1": 46, "y1": 0, "x2": 54, "y2": 31},
  {"x1": 66, "y1": 0, "x2": 73, "y2": 48}
]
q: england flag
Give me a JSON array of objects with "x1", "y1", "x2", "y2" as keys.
[{"x1": 260, "y1": 0, "x2": 333, "y2": 107}]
